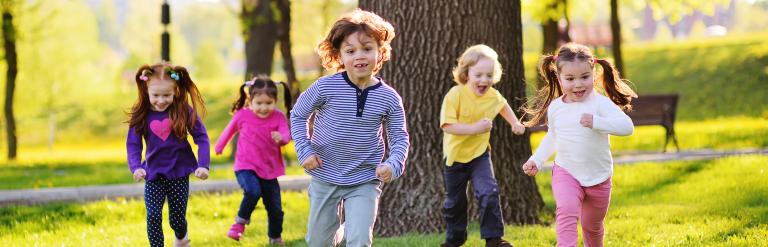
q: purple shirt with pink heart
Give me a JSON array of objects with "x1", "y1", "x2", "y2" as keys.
[{"x1": 126, "y1": 109, "x2": 210, "y2": 181}]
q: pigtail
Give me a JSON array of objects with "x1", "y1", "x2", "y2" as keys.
[
  {"x1": 278, "y1": 81, "x2": 293, "y2": 119},
  {"x1": 168, "y1": 65, "x2": 206, "y2": 140},
  {"x1": 523, "y1": 55, "x2": 562, "y2": 127},
  {"x1": 595, "y1": 59, "x2": 637, "y2": 112},
  {"x1": 231, "y1": 84, "x2": 249, "y2": 114},
  {"x1": 128, "y1": 65, "x2": 154, "y2": 135}
]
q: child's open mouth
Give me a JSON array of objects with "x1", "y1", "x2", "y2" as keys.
[
  {"x1": 573, "y1": 89, "x2": 587, "y2": 98},
  {"x1": 354, "y1": 63, "x2": 368, "y2": 68},
  {"x1": 476, "y1": 85, "x2": 489, "y2": 94}
]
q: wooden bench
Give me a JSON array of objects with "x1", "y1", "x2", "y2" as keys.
[{"x1": 528, "y1": 94, "x2": 680, "y2": 152}]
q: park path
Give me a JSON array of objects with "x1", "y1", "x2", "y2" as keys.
[{"x1": 1, "y1": 148, "x2": 765, "y2": 206}]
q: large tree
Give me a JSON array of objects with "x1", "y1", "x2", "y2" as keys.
[
  {"x1": 2, "y1": 0, "x2": 17, "y2": 160},
  {"x1": 359, "y1": 0, "x2": 543, "y2": 237},
  {"x1": 241, "y1": 0, "x2": 278, "y2": 78}
]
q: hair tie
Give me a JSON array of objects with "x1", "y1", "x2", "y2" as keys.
[
  {"x1": 139, "y1": 75, "x2": 149, "y2": 81},
  {"x1": 592, "y1": 57, "x2": 598, "y2": 63},
  {"x1": 164, "y1": 67, "x2": 180, "y2": 81},
  {"x1": 244, "y1": 80, "x2": 254, "y2": 86},
  {"x1": 553, "y1": 55, "x2": 559, "y2": 61}
]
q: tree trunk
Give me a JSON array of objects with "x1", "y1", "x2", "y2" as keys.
[
  {"x1": 359, "y1": 0, "x2": 543, "y2": 237},
  {"x1": 242, "y1": 0, "x2": 278, "y2": 78},
  {"x1": 275, "y1": 0, "x2": 299, "y2": 105},
  {"x1": 610, "y1": 0, "x2": 625, "y2": 76},
  {"x1": 2, "y1": 9, "x2": 17, "y2": 160},
  {"x1": 539, "y1": 0, "x2": 568, "y2": 89}
]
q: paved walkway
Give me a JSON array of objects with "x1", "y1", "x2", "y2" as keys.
[{"x1": 1, "y1": 148, "x2": 765, "y2": 206}]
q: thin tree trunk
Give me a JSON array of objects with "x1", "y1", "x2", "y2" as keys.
[
  {"x1": 610, "y1": 0, "x2": 625, "y2": 76},
  {"x1": 3, "y1": 9, "x2": 17, "y2": 160},
  {"x1": 242, "y1": 0, "x2": 278, "y2": 78},
  {"x1": 275, "y1": 0, "x2": 299, "y2": 105},
  {"x1": 359, "y1": 0, "x2": 543, "y2": 237}
]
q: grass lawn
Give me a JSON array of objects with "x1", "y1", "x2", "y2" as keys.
[
  {"x1": 1, "y1": 155, "x2": 765, "y2": 246},
  {"x1": 2, "y1": 116, "x2": 765, "y2": 190}
]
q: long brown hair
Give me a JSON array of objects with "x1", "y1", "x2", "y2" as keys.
[
  {"x1": 231, "y1": 75, "x2": 292, "y2": 119},
  {"x1": 128, "y1": 62, "x2": 207, "y2": 140},
  {"x1": 523, "y1": 43, "x2": 636, "y2": 127}
]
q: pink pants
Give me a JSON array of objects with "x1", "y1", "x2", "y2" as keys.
[{"x1": 552, "y1": 165, "x2": 612, "y2": 247}]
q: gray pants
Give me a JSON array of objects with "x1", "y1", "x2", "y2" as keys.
[{"x1": 306, "y1": 178, "x2": 382, "y2": 247}]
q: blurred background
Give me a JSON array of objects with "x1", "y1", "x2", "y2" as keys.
[
  {"x1": 0, "y1": 0, "x2": 764, "y2": 166},
  {"x1": 0, "y1": 0, "x2": 765, "y2": 246}
]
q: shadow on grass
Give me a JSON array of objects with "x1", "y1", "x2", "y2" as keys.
[{"x1": 614, "y1": 160, "x2": 710, "y2": 205}]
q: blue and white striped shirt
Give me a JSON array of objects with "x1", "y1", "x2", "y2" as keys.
[{"x1": 290, "y1": 72, "x2": 410, "y2": 185}]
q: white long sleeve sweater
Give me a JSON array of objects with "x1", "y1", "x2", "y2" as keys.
[{"x1": 529, "y1": 90, "x2": 634, "y2": 186}]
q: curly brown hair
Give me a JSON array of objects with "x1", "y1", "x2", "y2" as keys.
[{"x1": 316, "y1": 9, "x2": 395, "y2": 74}]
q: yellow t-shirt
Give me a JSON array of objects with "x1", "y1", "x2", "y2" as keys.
[{"x1": 439, "y1": 84, "x2": 507, "y2": 166}]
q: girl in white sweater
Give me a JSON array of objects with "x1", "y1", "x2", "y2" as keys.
[{"x1": 522, "y1": 43, "x2": 637, "y2": 247}]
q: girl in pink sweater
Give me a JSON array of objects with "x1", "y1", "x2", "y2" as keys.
[{"x1": 215, "y1": 75, "x2": 292, "y2": 244}]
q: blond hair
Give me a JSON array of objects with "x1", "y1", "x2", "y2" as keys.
[{"x1": 451, "y1": 44, "x2": 503, "y2": 84}]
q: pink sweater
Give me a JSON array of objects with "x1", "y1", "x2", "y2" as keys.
[{"x1": 215, "y1": 109, "x2": 291, "y2": 180}]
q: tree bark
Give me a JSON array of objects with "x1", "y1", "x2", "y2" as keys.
[
  {"x1": 2, "y1": 8, "x2": 17, "y2": 160},
  {"x1": 275, "y1": 0, "x2": 299, "y2": 105},
  {"x1": 242, "y1": 0, "x2": 278, "y2": 78},
  {"x1": 610, "y1": 0, "x2": 625, "y2": 76},
  {"x1": 359, "y1": 0, "x2": 543, "y2": 237}
]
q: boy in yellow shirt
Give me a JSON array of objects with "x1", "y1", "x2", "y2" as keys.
[{"x1": 439, "y1": 45, "x2": 525, "y2": 247}]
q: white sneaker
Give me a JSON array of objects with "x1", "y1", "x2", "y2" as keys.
[{"x1": 174, "y1": 234, "x2": 191, "y2": 247}]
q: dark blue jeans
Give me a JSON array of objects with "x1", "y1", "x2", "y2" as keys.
[
  {"x1": 442, "y1": 151, "x2": 505, "y2": 245},
  {"x1": 145, "y1": 176, "x2": 189, "y2": 247},
  {"x1": 235, "y1": 170, "x2": 284, "y2": 239}
]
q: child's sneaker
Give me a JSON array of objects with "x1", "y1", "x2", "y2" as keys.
[
  {"x1": 269, "y1": 237, "x2": 285, "y2": 246},
  {"x1": 173, "y1": 234, "x2": 191, "y2": 247},
  {"x1": 485, "y1": 237, "x2": 513, "y2": 247},
  {"x1": 227, "y1": 223, "x2": 246, "y2": 241}
]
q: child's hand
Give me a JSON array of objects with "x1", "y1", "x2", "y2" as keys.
[
  {"x1": 376, "y1": 165, "x2": 393, "y2": 183},
  {"x1": 133, "y1": 168, "x2": 146, "y2": 182},
  {"x1": 302, "y1": 155, "x2": 322, "y2": 170},
  {"x1": 195, "y1": 168, "x2": 209, "y2": 180},
  {"x1": 522, "y1": 160, "x2": 538, "y2": 176},
  {"x1": 474, "y1": 118, "x2": 493, "y2": 134},
  {"x1": 580, "y1": 113, "x2": 593, "y2": 129},
  {"x1": 511, "y1": 121, "x2": 525, "y2": 135},
  {"x1": 271, "y1": 131, "x2": 282, "y2": 144}
]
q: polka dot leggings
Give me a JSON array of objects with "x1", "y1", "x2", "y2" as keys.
[{"x1": 144, "y1": 176, "x2": 189, "y2": 247}]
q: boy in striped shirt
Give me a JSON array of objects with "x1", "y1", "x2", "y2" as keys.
[{"x1": 290, "y1": 9, "x2": 410, "y2": 247}]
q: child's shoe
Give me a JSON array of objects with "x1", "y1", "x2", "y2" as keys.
[
  {"x1": 174, "y1": 234, "x2": 191, "y2": 247},
  {"x1": 227, "y1": 223, "x2": 246, "y2": 241},
  {"x1": 485, "y1": 237, "x2": 513, "y2": 247},
  {"x1": 269, "y1": 237, "x2": 285, "y2": 246}
]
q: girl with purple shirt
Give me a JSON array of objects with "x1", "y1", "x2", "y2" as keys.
[
  {"x1": 214, "y1": 75, "x2": 292, "y2": 245},
  {"x1": 126, "y1": 62, "x2": 210, "y2": 247}
]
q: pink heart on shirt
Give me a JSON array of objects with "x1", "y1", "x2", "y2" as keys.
[{"x1": 149, "y1": 118, "x2": 172, "y2": 141}]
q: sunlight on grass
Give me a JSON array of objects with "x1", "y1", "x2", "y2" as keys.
[
  {"x1": 1, "y1": 156, "x2": 765, "y2": 246},
  {"x1": 530, "y1": 116, "x2": 768, "y2": 153}
]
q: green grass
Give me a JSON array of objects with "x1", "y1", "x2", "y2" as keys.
[
  {"x1": 530, "y1": 116, "x2": 768, "y2": 153},
  {"x1": 1, "y1": 155, "x2": 765, "y2": 246},
  {"x1": 0, "y1": 160, "x2": 307, "y2": 190},
  {"x1": 524, "y1": 33, "x2": 768, "y2": 121},
  {"x1": 2, "y1": 116, "x2": 764, "y2": 190}
]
